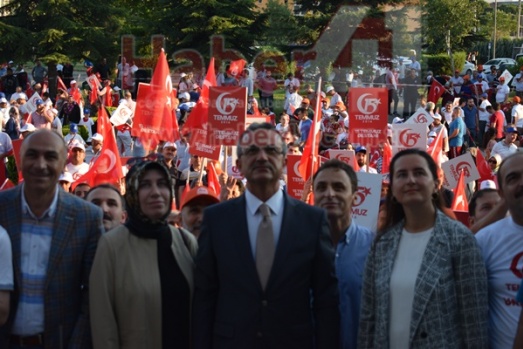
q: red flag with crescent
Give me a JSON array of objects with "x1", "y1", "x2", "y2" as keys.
[{"x1": 428, "y1": 79, "x2": 445, "y2": 104}]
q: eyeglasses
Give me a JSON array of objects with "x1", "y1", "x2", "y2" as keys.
[{"x1": 241, "y1": 145, "x2": 283, "y2": 156}]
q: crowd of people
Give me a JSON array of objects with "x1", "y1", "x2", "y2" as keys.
[{"x1": 0, "y1": 56, "x2": 523, "y2": 349}]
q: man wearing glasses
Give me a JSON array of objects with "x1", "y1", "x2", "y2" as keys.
[{"x1": 193, "y1": 123, "x2": 339, "y2": 349}]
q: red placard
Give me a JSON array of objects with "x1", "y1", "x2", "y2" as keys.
[
  {"x1": 207, "y1": 87, "x2": 247, "y2": 146},
  {"x1": 190, "y1": 126, "x2": 222, "y2": 160},
  {"x1": 286, "y1": 155, "x2": 306, "y2": 200},
  {"x1": 349, "y1": 88, "x2": 388, "y2": 146}
]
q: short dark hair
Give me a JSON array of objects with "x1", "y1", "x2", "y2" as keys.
[
  {"x1": 236, "y1": 122, "x2": 287, "y2": 157},
  {"x1": 497, "y1": 152, "x2": 523, "y2": 191},
  {"x1": 468, "y1": 188, "x2": 498, "y2": 217},
  {"x1": 85, "y1": 183, "x2": 125, "y2": 209},
  {"x1": 313, "y1": 159, "x2": 358, "y2": 195}
]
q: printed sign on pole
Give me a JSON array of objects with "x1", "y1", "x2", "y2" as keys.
[
  {"x1": 326, "y1": 149, "x2": 358, "y2": 169},
  {"x1": 391, "y1": 123, "x2": 427, "y2": 154},
  {"x1": 441, "y1": 152, "x2": 480, "y2": 189},
  {"x1": 286, "y1": 155, "x2": 306, "y2": 200},
  {"x1": 24, "y1": 92, "x2": 41, "y2": 114},
  {"x1": 352, "y1": 172, "x2": 382, "y2": 231},
  {"x1": 349, "y1": 88, "x2": 388, "y2": 145},
  {"x1": 208, "y1": 86, "x2": 247, "y2": 146},
  {"x1": 110, "y1": 104, "x2": 134, "y2": 126},
  {"x1": 501, "y1": 69, "x2": 514, "y2": 86},
  {"x1": 405, "y1": 107, "x2": 434, "y2": 126}
]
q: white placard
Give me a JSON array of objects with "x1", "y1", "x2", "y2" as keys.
[
  {"x1": 441, "y1": 152, "x2": 480, "y2": 189},
  {"x1": 24, "y1": 92, "x2": 41, "y2": 114},
  {"x1": 391, "y1": 123, "x2": 428, "y2": 154},
  {"x1": 405, "y1": 107, "x2": 434, "y2": 126},
  {"x1": 352, "y1": 172, "x2": 382, "y2": 231},
  {"x1": 110, "y1": 104, "x2": 133, "y2": 126},
  {"x1": 327, "y1": 149, "x2": 357, "y2": 169},
  {"x1": 500, "y1": 69, "x2": 513, "y2": 86}
]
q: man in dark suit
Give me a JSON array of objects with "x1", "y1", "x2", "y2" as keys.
[
  {"x1": 0, "y1": 129, "x2": 104, "y2": 349},
  {"x1": 193, "y1": 123, "x2": 339, "y2": 349}
]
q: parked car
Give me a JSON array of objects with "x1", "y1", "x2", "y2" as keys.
[
  {"x1": 460, "y1": 61, "x2": 476, "y2": 76},
  {"x1": 482, "y1": 58, "x2": 516, "y2": 72}
]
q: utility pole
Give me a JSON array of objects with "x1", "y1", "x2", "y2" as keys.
[
  {"x1": 493, "y1": 0, "x2": 498, "y2": 59},
  {"x1": 518, "y1": 0, "x2": 522, "y2": 38}
]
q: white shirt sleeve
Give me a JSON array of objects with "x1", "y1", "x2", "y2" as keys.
[{"x1": 0, "y1": 227, "x2": 13, "y2": 291}]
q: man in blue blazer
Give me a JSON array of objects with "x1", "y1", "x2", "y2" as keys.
[
  {"x1": 193, "y1": 123, "x2": 339, "y2": 349},
  {"x1": 0, "y1": 129, "x2": 103, "y2": 349}
]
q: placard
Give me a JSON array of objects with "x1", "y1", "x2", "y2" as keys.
[
  {"x1": 208, "y1": 86, "x2": 247, "y2": 146},
  {"x1": 405, "y1": 107, "x2": 434, "y2": 126},
  {"x1": 441, "y1": 152, "x2": 480, "y2": 189},
  {"x1": 391, "y1": 123, "x2": 427, "y2": 154},
  {"x1": 286, "y1": 155, "x2": 306, "y2": 200},
  {"x1": 348, "y1": 88, "x2": 388, "y2": 146},
  {"x1": 352, "y1": 172, "x2": 382, "y2": 231}
]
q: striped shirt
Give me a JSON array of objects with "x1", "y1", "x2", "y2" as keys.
[{"x1": 11, "y1": 186, "x2": 58, "y2": 336}]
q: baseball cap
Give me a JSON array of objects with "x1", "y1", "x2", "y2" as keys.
[
  {"x1": 84, "y1": 108, "x2": 91, "y2": 114},
  {"x1": 514, "y1": 96, "x2": 521, "y2": 103},
  {"x1": 355, "y1": 146, "x2": 367, "y2": 154},
  {"x1": 428, "y1": 131, "x2": 437, "y2": 138},
  {"x1": 180, "y1": 73, "x2": 187, "y2": 78},
  {"x1": 0, "y1": 97, "x2": 7, "y2": 103},
  {"x1": 392, "y1": 116, "x2": 404, "y2": 124},
  {"x1": 506, "y1": 126, "x2": 519, "y2": 134},
  {"x1": 91, "y1": 133, "x2": 104, "y2": 142},
  {"x1": 481, "y1": 93, "x2": 488, "y2": 98},
  {"x1": 70, "y1": 141, "x2": 86, "y2": 151},
  {"x1": 479, "y1": 180, "x2": 497, "y2": 190},
  {"x1": 70, "y1": 123, "x2": 78, "y2": 133},
  {"x1": 59, "y1": 172, "x2": 74, "y2": 183},
  {"x1": 20, "y1": 123, "x2": 36, "y2": 133},
  {"x1": 70, "y1": 80, "x2": 77, "y2": 85},
  {"x1": 180, "y1": 92, "x2": 190, "y2": 100},
  {"x1": 180, "y1": 186, "x2": 220, "y2": 210},
  {"x1": 302, "y1": 98, "x2": 310, "y2": 105},
  {"x1": 326, "y1": 86, "x2": 335, "y2": 93},
  {"x1": 432, "y1": 113, "x2": 442, "y2": 120},
  {"x1": 499, "y1": 77, "x2": 505, "y2": 81},
  {"x1": 35, "y1": 98, "x2": 44, "y2": 106},
  {"x1": 163, "y1": 142, "x2": 177, "y2": 149}
]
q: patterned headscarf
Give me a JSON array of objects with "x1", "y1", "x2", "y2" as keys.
[{"x1": 124, "y1": 160, "x2": 174, "y2": 227}]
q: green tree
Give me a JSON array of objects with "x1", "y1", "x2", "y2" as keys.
[
  {"x1": 422, "y1": 0, "x2": 477, "y2": 54},
  {"x1": 0, "y1": 0, "x2": 124, "y2": 95}
]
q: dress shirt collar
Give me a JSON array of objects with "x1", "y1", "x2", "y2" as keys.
[
  {"x1": 21, "y1": 183, "x2": 59, "y2": 219},
  {"x1": 245, "y1": 188, "x2": 283, "y2": 217}
]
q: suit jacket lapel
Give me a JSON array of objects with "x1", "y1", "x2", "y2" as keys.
[
  {"x1": 45, "y1": 191, "x2": 76, "y2": 288},
  {"x1": 234, "y1": 195, "x2": 262, "y2": 290}
]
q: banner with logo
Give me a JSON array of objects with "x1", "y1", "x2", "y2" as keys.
[
  {"x1": 501, "y1": 69, "x2": 514, "y2": 86},
  {"x1": 391, "y1": 123, "x2": 427, "y2": 154},
  {"x1": 87, "y1": 74, "x2": 102, "y2": 90},
  {"x1": 352, "y1": 172, "x2": 382, "y2": 231},
  {"x1": 326, "y1": 149, "x2": 358, "y2": 169},
  {"x1": 349, "y1": 88, "x2": 388, "y2": 146},
  {"x1": 24, "y1": 92, "x2": 41, "y2": 114},
  {"x1": 441, "y1": 152, "x2": 480, "y2": 189},
  {"x1": 286, "y1": 155, "x2": 306, "y2": 200},
  {"x1": 190, "y1": 127, "x2": 222, "y2": 160},
  {"x1": 110, "y1": 103, "x2": 134, "y2": 126},
  {"x1": 405, "y1": 107, "x2": 433, "y2": 126},
  {"x1": 208, "y1": 86, "x2": 247, "y2": 146}
]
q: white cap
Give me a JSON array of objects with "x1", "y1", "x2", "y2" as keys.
[
  {"x1": 180, "y1": 73, "x2": 187, "y2": 78},
  {"x1": 163, "y1": 142, "x2": 177, "y2": 149},
  {"x1": 69, "y1": 141, "x2": 85, "y2": 151},
  {"x1": 0, "y1": 98, "x2": 7, "y2": 103},
  {"x1": 180, "y1": 92, "x2": 190, "y2": 100},
  {"x1": 392, "y1": 117, "x2": 404, "y2": 124},
  {"x1": 17, "y1": 93, "x2": 27, "y2": 100},
  {"x1": 91, "y1": 133, "x2": 104, "y2": 142},
  {"x1": 428, "y1": 131, "x2": 437, "y2": 138},
  {"x1": 326, "y1": 86, "x2": 335, "y2": 93},
  {"x1": 20, "y1": 123, "x2": 36, "y2": 133},
  {"x1": 432, "y1": 113, "x2": 442, "y2": 120},
  {"x1": 113, "y1": 86, "x2": 121, "y2": 92},
  {"x1": 70, "y1": 80, "x2": 77, "y2": 85},
  {"x1": 479, "y1": 179, "x2": 497, "y2": 190},
  {"x1": 59, "y1": 172, "x2": 74, "y2": 183}
]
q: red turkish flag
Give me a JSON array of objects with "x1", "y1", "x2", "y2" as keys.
[
  {"x1": 206, "y1": 161, "x2": 221, "y2": 196},
  {"x1": 90, "y1": 86, "x2": 98, "y2": 105},
  {"x1": 11, "y1": 139, "x2": 23, "y2": 182},
  {"x1": 57, "y1": 76, "x2": 68, "y2": 92},
  {"x1": 451, "y1": 170, "x2": 469, "y2": 212},
  {"x1": 227, "y1": 59, "x2": 246, "y2": 78},
  {"x1": 71, "y1": 87, "x2": 82, "y2": 105},
  {"x1": 298, "y1": 79, "x2": 322, "y2": 181},
  {"x1": 475, "y1": 150, "x2": 494, "y2": 181},
  {"x1": 427, "y1": 128, "x2": 443, "y2": 166},
  {"x1": 132, "y1": 49, "x2": 179, "y2": 152},
  {"x1": 428, "y1": 79, "x2": 445, "y2": 104},
  {"x1": 73, "y1": 107, "x2": 123, "y2": 189}
]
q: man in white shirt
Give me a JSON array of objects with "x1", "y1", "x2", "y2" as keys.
[
  {"x1": 326, "y1": 85, "x2": 343, "y2": 109},
  {"x1": 450, "y1": 70, "x2": 464, "y2": 94},
  {"x1": 511, "y1": 96, "x2": 523, "y2": 134},
  {"x1": 491, "y1": 126, "x2": 519, "y2": 160},
  {"x1": 496, "y1": 77, "x2": 510, "y2": 104},
  {"x1": 476, "y1": 152, "x2": 523, "y2": 349},
  {"x1": 355, "y1": 146, "x2": 378, "y2": 173},
  {"x1": 284, "y1": 73, "x2": 300, "y2": 100},
  {"x1": 514, "y1": 67, "x2": 523, "y2": 98},
  {"x1": 284, "y1": 85, "x2": 303, "y2": 115},
  {"x1": 65, "y1": 141, "x2": 90, "y2": 180},
  {"x1": 478, "y1": 93, "x2": 492, "y2": 145}
]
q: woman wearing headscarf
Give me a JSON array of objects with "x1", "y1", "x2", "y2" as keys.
[
  {"x1": 358, "y1": 149, "x2": 488, "y2": 349},
  {"x1": 90, "y1": 161, "x2": 197, "y2": 349}
]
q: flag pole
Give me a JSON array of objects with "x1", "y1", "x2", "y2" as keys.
[{"x1": 309, "y1": 77, "x2": 322, "y2": 178}]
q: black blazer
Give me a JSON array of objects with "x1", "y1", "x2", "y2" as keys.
[{"x1": 192, "y1": 191, "x2": 340, "y2": 349}]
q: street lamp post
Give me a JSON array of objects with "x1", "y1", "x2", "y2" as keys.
[{"x1": 493, "y1": 0, "x2": 497, "y2": 59}]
